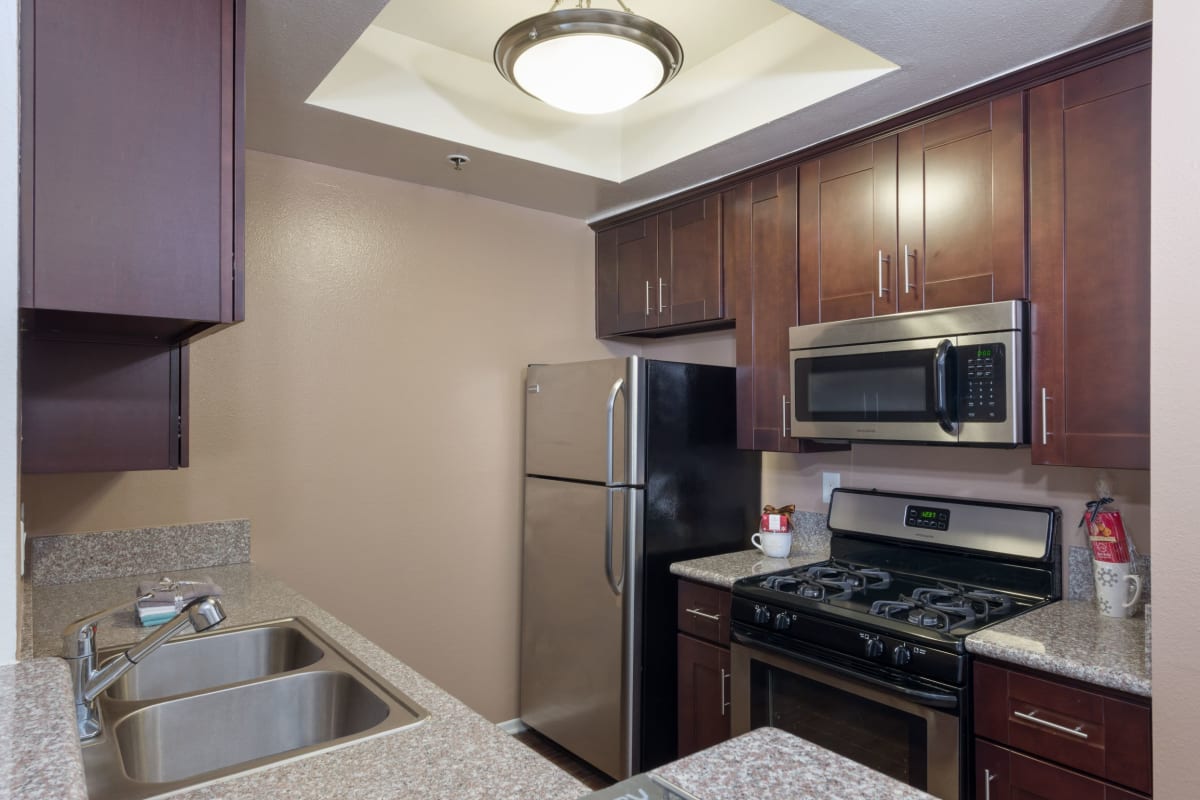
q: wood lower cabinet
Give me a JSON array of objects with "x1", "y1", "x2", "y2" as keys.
[
  {"x1": 1028, "y1": 50, "x2": 1151, "y2": 469},
  {"x1": 676, "y1": 579, "x2": 733, "y2": 759},
  {"x1": 974, "y1": 660, "x2": 1151, "y2": 798},
  {"x1": 595, "y1": 196, "x2": 727, "y2": 337},
  {"x1": 677, "y1": 633, "x2": 731, "y2": 758}
]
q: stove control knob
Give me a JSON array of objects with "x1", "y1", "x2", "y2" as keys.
[
  {"x1": 891, "y1": 645, "x2": 912, "y2": 666},
  {"x1": 864, "y1": 637, "x2": 885, "y2": 659},
  {"x1": 753, "y1": 605, "x2": 772, "y2": 625},
  {"x1": 772, "y1": 612, "x2": 792, "y2": 631}
]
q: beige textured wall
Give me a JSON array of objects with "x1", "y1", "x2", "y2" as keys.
[
  {"x1": 20, "y1": 150, "x2": 632, "y2": 720},
  {"x1": 1151, "y1": 1, "x2": 1199, "y2": 794}
]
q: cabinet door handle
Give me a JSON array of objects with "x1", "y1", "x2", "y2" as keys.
[
  {"x1": 658, "y1": 277, "x2": 667, "y2": 313},
  {"x1": 877, "y1": 251, "x2": 891, "y2": 298},
  {"x1": 720, "y1": 668, "x2": 731, "y2": 716},
  {"x1": 644, "y1": 281, "x2": 651, "y2": 316},
  {"x1": 984, "y1": 768, "x2": 997, "y2": 800},
  {"x1": 1040, "y1": 387, "x2": 1051, "y2": 446},
  {"x1": 781, "y1": 395, "x2": 790, "y2": 438},
  {"x1": 685, "y1": 607, "x2": 720, "y2": 622},
  {"x1": 1013, "y1": 709, "x2": 1089, "y2": 739},
  {"x1": 903, "y1": 245, "x2": 917, "y2": 293}
]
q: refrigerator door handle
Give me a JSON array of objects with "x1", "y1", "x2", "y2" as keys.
[
  {"x1": 604, "y1": 488, "x2": 622, "y2": 595},
  {"x1": 605, "y1": 378, "x2": 625, "y2": 486}
]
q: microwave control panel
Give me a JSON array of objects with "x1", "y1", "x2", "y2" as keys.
[{"x1": 958, "y1": 343, "x2": 1006, "y2": 422}]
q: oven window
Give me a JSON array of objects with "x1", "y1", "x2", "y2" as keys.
[
  {"x1": 749, "y1": 660, "x2": 928, "y2": 789},
  {"x1": 793, "y1": 349, "x2": 937, "y2": 422}
]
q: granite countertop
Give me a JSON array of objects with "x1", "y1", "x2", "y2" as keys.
[
  {"x1": 965, "y1": 599, "x2": 1151, "y2": 697},
  {"x1": 651, "y1": 727, "x2": 934, "y2": 800},
  {"x1": 24, "y1": 563, "x2": 589, "y2": 800},
  {"x1": 0, "y1": 658, "x2": 88, "y2": 800},
  {"x1": 670, "y1": 544, "x2": 831, "y2": 589}
]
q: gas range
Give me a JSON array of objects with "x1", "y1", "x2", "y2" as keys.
[{"x1": 731, "y1": 488, "x2": 1061, "y2": 685}]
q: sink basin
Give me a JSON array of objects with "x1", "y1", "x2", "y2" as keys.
[
  {"x1": 115, "y1": 670, "x2": 390, "y2": 782},
  {"x1": 82, "y1": 617, "x2": 429, "y2": 800},
  {"x1": 105, "y1": 623, "x2": 324, "y2": 700}
]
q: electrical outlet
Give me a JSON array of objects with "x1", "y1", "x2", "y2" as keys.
[{"x1": 822, "y1": 472, "x2": 841, "y2": 503}]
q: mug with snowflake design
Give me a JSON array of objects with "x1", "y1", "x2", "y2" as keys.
[{"x1": 1093, "y1": 560, "x2": 1142, "y2": 618}]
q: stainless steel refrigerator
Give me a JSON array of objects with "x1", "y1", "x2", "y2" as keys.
[{"x1": 520, "y1": 356, "x2": 760, "y2": 779}]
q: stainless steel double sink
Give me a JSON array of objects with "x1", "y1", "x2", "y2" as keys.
[{"x1": 81, "y1": 617, "x2": 429, "y2": 800}]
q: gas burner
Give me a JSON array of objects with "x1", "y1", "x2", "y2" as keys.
[
  {"x1": 759, "y1": 561, "x2": 892, "y2": 601},
  {"x1": 912, "y1": 585, "x2": 1014, "y2": 622},
  {"x1": 869, "y1": 596, "x2": 976, "y2": 631}
]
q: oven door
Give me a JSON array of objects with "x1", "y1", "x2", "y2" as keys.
[{"x1": 730, "y1": 638, "x2": 964, "y2": 800}]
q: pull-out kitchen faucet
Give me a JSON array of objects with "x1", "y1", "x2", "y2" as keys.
[{"x1": 61, "y1": 595, "x2": 227, "y2": 739}]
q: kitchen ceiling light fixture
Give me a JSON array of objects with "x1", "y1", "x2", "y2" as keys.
[{"x1": 494, "y1": 0, "x2": 683, "y2": 116}]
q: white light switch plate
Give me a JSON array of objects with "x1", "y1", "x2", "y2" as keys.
[{"x1": 822, "y1": 472, "x2": 841, "y2": 503}]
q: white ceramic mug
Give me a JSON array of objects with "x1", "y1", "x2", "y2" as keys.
[
  {"x1": 1093, "y1": 560, "x2": 1142, "y2": 618},
  {"x1": 751, "y1": 531, "x2": 792, "y2": 559}
]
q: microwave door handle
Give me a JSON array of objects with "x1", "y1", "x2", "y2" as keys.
[{"x1": 934, "y1": 339, "x2": 958, "y2": 436}]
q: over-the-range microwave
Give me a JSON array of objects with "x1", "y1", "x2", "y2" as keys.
[{"x1": 788, "y1": 300, "x2": 1028, "y2": 446}]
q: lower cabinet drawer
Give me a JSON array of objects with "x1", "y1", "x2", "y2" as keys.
[
  {"x1": 976, "y1": 740, "x2": 1148, "y2": 800},
  {"x1": 676, "y1": 580, "x2": 731, "y2": 646},
  {"x1": 974, "y1": 661, "x2": 1152, "y2": 794},
  {"x1": 676, "y1": 633, "x2": 731, "y2": 758}
]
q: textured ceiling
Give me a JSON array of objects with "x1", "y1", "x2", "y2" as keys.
[{"x1": 245, "y1": 0, "x2": 1153, "y2": 222}]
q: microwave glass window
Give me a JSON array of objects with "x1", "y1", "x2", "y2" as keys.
[
  {"x1": 749, "y1": 660, "x2": 928, "y2": 789},
  {"x1": 809, "y1": 366, "x2": 926, "y2": 414},
  {"x1": 794, "y1": 349, "x2": 939, "y2": 422}
]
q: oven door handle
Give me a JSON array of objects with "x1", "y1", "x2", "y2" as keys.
[{"x1": 732, "y1": 631, "x2": 960, "y2": 710}]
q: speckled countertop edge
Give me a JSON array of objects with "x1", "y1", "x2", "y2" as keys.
[
  {"x1": 670, "y1": 544, "x2": 831, "y2": 588},
  {"x1": 0, "y1": 658, "x2": 88, "y2": 800},
  {"x1": 28, "y1": 563, "x2": 589, "y2": 800},
  {"x1": 965, "y1": 600, "x2": 1150, "y2": 697},
  {"x1": 651, "y1": 727, "x2": 934, "y2": 800}
]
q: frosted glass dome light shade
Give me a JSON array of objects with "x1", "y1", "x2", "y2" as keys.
[{"x1": 495, "y1": 8, "x2": 683, "y2": 115}]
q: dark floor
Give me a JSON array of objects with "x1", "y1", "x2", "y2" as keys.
[{"x1": 513, "y1": 729, "x2": 616, "y2": 791}]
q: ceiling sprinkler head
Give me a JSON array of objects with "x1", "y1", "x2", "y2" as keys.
[{"x1": 447, "y1": 154, "x2": 470, "y2": 171}]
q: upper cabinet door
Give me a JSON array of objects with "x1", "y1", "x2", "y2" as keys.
[
  {"x1": 596, "y1": 217, "x2": 662, "y2": 336},
  {"x1": 730, "y1": 170, "x2": 800, "y2": 453},
  {"x1": 660, "y1": 196, "x2": 724, "y2": 328},
  {"x1": 21, "y1": 0, "x2": 243, "y2": 333},
  {"x1": 896, "y1": 94, "x2": 1026, "y2": 312},
  {"x1": 1028, "y1": 51, "x2": 1151, "y2": 469},
  {"x1": 797, "y1": 138, "x2": 899, "y2": 324}
]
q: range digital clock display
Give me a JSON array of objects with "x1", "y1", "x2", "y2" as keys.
[{"x1": 905, "y1": 504, "x2": 950, "y2": 532}]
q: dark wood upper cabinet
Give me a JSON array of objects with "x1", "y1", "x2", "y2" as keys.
[
  {"x1": 1028, "y1": 50, "x2": 1150, "y2": 469},
  {"x1": 729, "y1": 170, "x2": 800, "y2": 453},
  {"x1": 596, "y1": 196, "x2": 727, "y2": 337},
  {"x1": 798, "y1": 93, "x2": 1024, "y2": 325},
  {"x1": 798, "y1": 137, "x2": 899, "y2": 324},
  {"x1": 897, "y1": 93, "x2": 1027, "y2": 312},
  {"x1": 21, "y1": 0, "x2": 245, "y2": 340},
  {"x1": 20, "y1": 0, "x2": 243, "y2": 473}
]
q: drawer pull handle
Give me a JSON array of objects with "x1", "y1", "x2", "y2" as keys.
[
  {"x1": 685, "y1": 607, "x2": 721, "y2": 622},
  {"x1": 1013, "y1": 709, "x2": 1089, "y2": 739}
]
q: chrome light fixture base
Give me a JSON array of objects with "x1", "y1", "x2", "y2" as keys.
[{"x1": 494, "y1": 8, "x2": 684, "y2": 114}]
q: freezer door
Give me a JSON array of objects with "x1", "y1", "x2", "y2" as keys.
[
  {"x1": 526, "y1": 358, "x2": 634, "y2": 485},
  {"x1": 521, "y1": 476, "x2": 632, "y2": 779}
]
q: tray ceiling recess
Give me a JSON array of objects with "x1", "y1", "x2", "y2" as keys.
[{"x1": 306, "y1": 0, "x2": 898, "y2": 183}]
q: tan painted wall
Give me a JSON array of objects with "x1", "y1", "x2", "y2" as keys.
[
  {"x1": 1150, "y1": 1, "x2": 1200, "y2": 794},
  {"x1": 20, "y1": 150, "x2": 633, "y2": 721}
]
